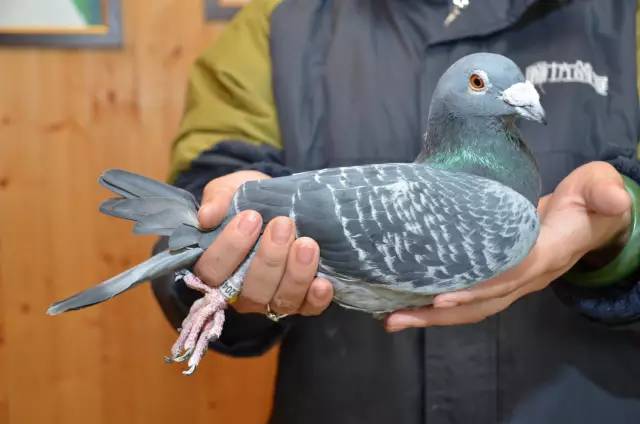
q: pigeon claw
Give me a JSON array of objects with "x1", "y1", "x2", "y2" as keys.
[
  {"x1": 182, "y1": 363, "x2": 198, "y2": 376},
  {"x1": 166, "y1": 269, "x2": 228, "y2": 375},
  {"x1": 164, "y1": 346, "x2": 194, "y2": 363}
]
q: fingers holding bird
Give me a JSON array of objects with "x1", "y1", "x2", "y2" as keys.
[
  {"x1": 269, "y1": 237, "x2": 322, "y2": 315},
  {"x1": 234, "y1": 217, "x2": 298, "y2": 311},
  {"x1": 198, "y1": 170, "x2": 271, "y2": 229},
  {"x1": 196, "y1": 171, "x2": 323, "y2": 318},
  {"x1": 235, "y1": 233, "x2": 331, "y2": 316},
  {"x1": 194, "y1": 212, "x2": 331, "y2": 317},
  {"x1": 386, "y1": 270, "x2": 560, "y2": 331},
  {"x1": 193, "y1": 210, "x2": 263, "y2": 286},
  {"x1": 298, "y1": 277, "x2": 334, "y2": 316},
  {"x1": 386, "y1": 288, "x2": 519, "y2": 330}
]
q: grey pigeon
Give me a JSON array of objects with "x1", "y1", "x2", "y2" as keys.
[{"x1": 48, "y1": 53, "x2": 545, "y2": 373}]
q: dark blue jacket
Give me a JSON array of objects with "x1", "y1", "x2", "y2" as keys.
[{"x1": 153, "y1": 1, "x2": 640, "y2": 422}]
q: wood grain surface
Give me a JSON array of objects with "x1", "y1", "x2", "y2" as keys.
[{"x1": 0, "y1": 1, "x2": 277, "y2": 423}]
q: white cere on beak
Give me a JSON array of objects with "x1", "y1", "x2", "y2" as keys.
[
  {"x1": 500, "y1": 80, "x2": 539, "y2": 106},
  {"x1": 500, "y1": 80, "x2": 546, "y2": 124}
]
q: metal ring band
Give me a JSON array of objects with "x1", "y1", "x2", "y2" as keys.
[
  {"x1": 265, "y1": 304, "x2": 289, "y2": 323},
  {"x1": 219, "y1": 279, "x2": 241, "y2": 303}
]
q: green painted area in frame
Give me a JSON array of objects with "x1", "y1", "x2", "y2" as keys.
[{"x1": 72, "y1": 0, "x2": 103, "y2": 25}]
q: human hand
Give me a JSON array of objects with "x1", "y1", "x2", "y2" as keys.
[
  {"x1": 385, "y1": 161, "x2": 632, "y2": 331},
  {"x1": 193, "y1": 170, "x2": 333, "y2": 317}
]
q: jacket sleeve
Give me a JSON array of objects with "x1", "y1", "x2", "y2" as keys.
[{"x1": 151, "y1": 0, "x2": 291, "y2": 357}]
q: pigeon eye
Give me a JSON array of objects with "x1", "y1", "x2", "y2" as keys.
[{"x1": 469, "y1": 73, "x2": 486, "y2": 91}]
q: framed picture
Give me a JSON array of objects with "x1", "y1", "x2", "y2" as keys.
[
  {"x1": 205, "y1": 0, "x2": 250, "y2": 21},
  {"x1": 0, "y1": 0, "x2": 122, "y2": 48}
]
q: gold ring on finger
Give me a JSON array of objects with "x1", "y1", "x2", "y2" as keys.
[{"x1": 265, "y1": 303, "x2": 289, "y2": 323}]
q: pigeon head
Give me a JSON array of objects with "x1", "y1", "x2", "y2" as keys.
[
  {"x1": 420, "y1": 53, "x2": 544, "y2": 205},
  {"x1": 429, "y1": 52, "x2": 546, "y2": 125}
]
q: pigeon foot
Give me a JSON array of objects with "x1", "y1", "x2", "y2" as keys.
[{"x1": 164, "y1": 270, "x2": 227, "y2": 375}]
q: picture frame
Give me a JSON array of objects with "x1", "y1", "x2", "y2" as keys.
[
  {"x1": 205, "y1": 0, "x2": 250, "y2": 21},
  {"x1": 0, "y1": 0, "x2": 122, "y2": 48}
]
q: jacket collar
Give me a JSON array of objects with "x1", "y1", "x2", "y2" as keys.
[{"x1": 422, "y1": 0, "x2": 548, "y2": 45}]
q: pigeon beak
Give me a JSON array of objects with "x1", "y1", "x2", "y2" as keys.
[{"x1": 500, "y1": 80, "x2": 547, "y2": 125}]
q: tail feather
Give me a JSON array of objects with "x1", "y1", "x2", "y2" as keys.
[
  {"x1": 98, "y1": 169, "x2": 200, "y2": 238},
  {"x1": 47, "y1": 247, "x2": 203, "y2": 315},
  {"x1": 100, "y1": 197, "x2": 199, "y2": 235},
  {"x1": 99, "y1": 169, "x2": 198, "y2": 209},
  {"x1": 47, "y1": 170, "x2": 211, "y2": 316},
  {"x1": 169, "y1": 224, "x2": 208, "y2": 251}
]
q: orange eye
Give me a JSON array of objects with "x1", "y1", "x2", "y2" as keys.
[{"x1": 469, "y1": 73, "x2": 486, "y2": 91}]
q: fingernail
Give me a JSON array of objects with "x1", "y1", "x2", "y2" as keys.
[
  {"x1": 312, "y1": 282, "x2": 328, "y2": 299},
  {"x1": 297, "y1": 242, "x2": 316, "y2": 265},
  {"x1": 237, "y1": 211, "x2": 260, "y2": 236},
  {"x1": 271, "y1": 219, "x2": 292, "y2": 245}
]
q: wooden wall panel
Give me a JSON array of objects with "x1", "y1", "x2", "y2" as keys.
[{"x1": 0, "y1": 1, "x2": 277, "y2": 423}]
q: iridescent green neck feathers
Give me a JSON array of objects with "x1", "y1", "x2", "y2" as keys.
[{"x1": 417, "y1": 115, "x2": 541, "y2": 205}]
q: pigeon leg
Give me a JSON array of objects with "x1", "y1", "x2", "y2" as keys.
[
  {"x1": 165, "y1": 272, "x2": 225, "y2": 365},
  {"x1": 182, "y1": 309, "x2": 226, "y2": 375},
  {"x1": 166, "y1": 255, "x2": 253, "y2": 374},
  {"x1": 165, "y1": 296, "x2": 207, "y2": 362}
]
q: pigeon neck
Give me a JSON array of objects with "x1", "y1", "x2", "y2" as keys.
[{"x1": 417, "y1": 115, "x2": 541, "y2": 205}]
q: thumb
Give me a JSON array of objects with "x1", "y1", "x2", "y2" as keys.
[
  {"x1": 198, "y1": 185, "x2": 236, "y2": 229},
  {"x1": 198, "y1": 170, "x2": 271, "y2": 229},
  {"x1": 583, "y1": 172, "x2": 630, "y2": 217}
]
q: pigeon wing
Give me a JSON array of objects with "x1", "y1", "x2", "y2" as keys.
[{"x1": 234, "y1": 163, "x2": 539, "y2": 294}]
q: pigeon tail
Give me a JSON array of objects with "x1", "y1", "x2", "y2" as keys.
[
  {"x1": 98, "y1": 169, "x2": 200, "y2": 237},
  {"x1": 47, "y1": 169, "x2": 209, "y2": 316},
  {"x1": 47, "y1": 247, "x2": 203, "y2": 315}
]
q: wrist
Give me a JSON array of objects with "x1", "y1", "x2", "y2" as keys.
[
  {"x1": 580, "y1": 205, "x2": 632, "y2": 269},
  {"x1": 564, "y1": 175, "x2": 640, "y2": 287}
]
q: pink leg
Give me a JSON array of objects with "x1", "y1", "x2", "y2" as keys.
[
  {"x1": 183, "y1": 303, "x2": 227, "y2": 375},
  {"x1": 166, "y1": 297, "x2": 206, "y2": 361},
  {"x1": 183, "y1": 301, "x2": 220, "y2": 352},
  {"x1": 182, "y1": 272, "x2": 212, "y2": 292},
  {"x1": 165, "y1": 270, "x2": 229, "y2": 374}
]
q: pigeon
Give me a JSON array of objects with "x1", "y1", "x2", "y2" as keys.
[{"x1": 48, "y1": 53, "x2": 545, "y2": 374}]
